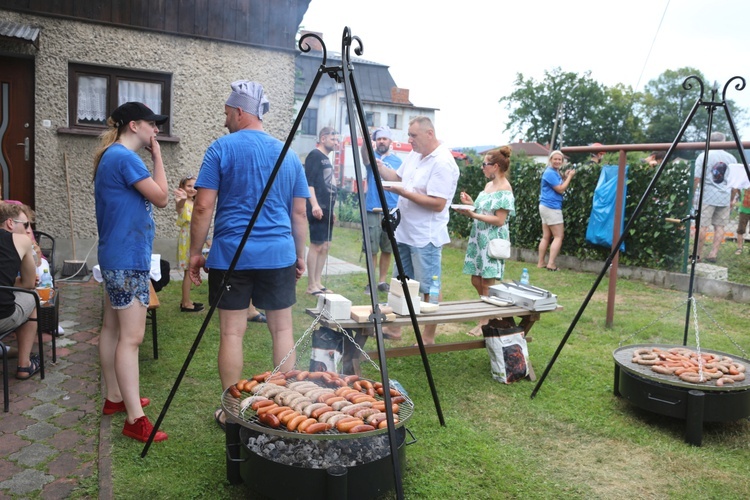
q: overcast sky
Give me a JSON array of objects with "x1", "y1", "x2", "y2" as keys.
[{"x1": 301, "y1": 0, "x2": 750, "y2": 149}]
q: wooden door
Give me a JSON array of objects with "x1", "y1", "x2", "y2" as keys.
[{"x1": 0, "y1": 56, "x2": 35, "y2": 206}]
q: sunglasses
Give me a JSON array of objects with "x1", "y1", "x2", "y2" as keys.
[
  {"x1": 481, "y1": 162, "x2": 495, "y2": 167},
  {"x1": 180, "y1": 175, "x2": 197, "y2": 184},
  {"x1": 12, "y1": 219, "x2": 30, "y2": 229}
]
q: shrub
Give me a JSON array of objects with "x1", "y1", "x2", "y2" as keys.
[{"x1": 451, "y1": 153, "x2": 691, "y2": 271}]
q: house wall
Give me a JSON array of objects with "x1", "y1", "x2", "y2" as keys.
[{"x1": 1, "y1": 10, "x2": 299, "y2": 268}]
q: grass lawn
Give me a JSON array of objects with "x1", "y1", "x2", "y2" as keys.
[{"x1": 108, "y1": 226, "x2": 750, "y2": 499}]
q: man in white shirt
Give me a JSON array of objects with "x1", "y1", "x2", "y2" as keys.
[{"x1": 378, "y1": 116, "x2": 460, "y2": 344}]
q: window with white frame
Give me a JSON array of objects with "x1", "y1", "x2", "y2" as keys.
[{"x1": 68, "y1": 63, "x2": 172, "y2": 135}]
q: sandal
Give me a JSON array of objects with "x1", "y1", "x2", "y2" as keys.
[
  {"x1": 248, "y1": 312, "x2": 267, "y2": 323},
  {"x1": 16, "y1": 353, "x2": 41, "y2": 380},
  {"x1": 735, "y1": 249, "x2": 742, "y2": 255},
  {"x1": 214, "y1": 408, "x2": 226, "y2": 432}
]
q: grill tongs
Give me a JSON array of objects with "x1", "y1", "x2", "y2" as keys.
[{"x1": 509, "y1": 280, "x2": 554, "y2": 298}]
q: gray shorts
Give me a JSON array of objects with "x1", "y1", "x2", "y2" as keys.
[
  {"x1": 0, "y1": 291, "x2": 36, "y2": 333},
  {"x1": 539, "y1": 205, "x2": 564, "y2": 226},
  {"x1": 363, "y1": 211, "x2": 393, "y2": 255},
  {"x1": 701, "y1": 204, "x2": 730, "y2": 228}
]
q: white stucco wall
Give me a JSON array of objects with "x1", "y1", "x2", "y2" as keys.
[{"x1": 1, "y1": 10, "x2": 299, "y2": 269}]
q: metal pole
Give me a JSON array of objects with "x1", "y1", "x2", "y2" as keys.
[{"x1": 605, "y1": 150, "x2": 627, "y2": 327}]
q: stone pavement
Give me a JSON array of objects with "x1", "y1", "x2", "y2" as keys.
[
  {"x1": 0, "y1": 278, "x2": 105, "y2": 499},
  {"x1": 0, "y1": 255, "x2": 365, "y2": 499}
]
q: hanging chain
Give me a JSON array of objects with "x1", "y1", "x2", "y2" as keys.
[
  {"x1": 689, "y1": 296, "x2": 706, "y2": 380},
  {"x1": 268, "y1": 312, "x2": 322, "y2": 377},
  {"x1": 618, "y1": 298, "x2": 688, "y2": 347},
  {"x1": 692, "y1": 298, "x2": 749, "y2": 358}
]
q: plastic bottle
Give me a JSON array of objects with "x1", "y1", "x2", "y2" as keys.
[
  {"x1": 429, "y1": 275, "x2": 440, "y2": 304},
  {"x1": 520, "y1": 268, "x2": 530, "y2": 286},
  {"x1": 40, "y1": 268, "x2": 53, "y2": 288}
]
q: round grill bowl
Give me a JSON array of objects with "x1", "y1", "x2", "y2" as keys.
[{"x1": 613, "y1": 344, "x2": 750, "y2": 445}]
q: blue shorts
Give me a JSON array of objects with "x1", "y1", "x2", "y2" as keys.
[
  {"x1": 394, "y1": 242, "x2": 442, "y2": 295},
  {"x1": 101, "y1": 270, "x2": 150, "y2": 309},
  {"x1": 208, "y1": 266, "x2": 297, "y2": 311}
]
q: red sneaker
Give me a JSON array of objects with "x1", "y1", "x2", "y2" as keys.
[
  {"x1": 122, "y1": 415, "x2": 168, "y2": 443},
  {"x1": 103, "y1": 397, "x2": 151, "y2": 415}
]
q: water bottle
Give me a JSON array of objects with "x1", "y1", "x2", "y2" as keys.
[
  {"x1": 520, "y1": 268, "x2": 530, "y2": 286},
  {"x1": 40, "y1": 268, "x2": 53, "y2": 288},
  {"x1": 428, "y1": 275, "x2": 440, "y2": 304}
]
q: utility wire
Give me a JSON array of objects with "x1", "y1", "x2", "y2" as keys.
[{"x1": 635, "y1": 0, "x2": 671, "y2": 91}]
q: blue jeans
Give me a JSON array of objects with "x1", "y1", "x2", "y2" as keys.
[{"x1": 394, "y1": 242, "x2": 442, "y2": 295}]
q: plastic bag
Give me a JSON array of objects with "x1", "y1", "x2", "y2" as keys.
[
  {"x1": 483, "y1": 322, "x2": 529, "y2": 384},
  {"x1": 585, "y1": 165, "x2": 628, "y2": 252},
  {"x1": 309, "y1": 326, "x2": 344, "y2": 373}
]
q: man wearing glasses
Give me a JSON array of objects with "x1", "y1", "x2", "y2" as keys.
[{"x1": 0, "y1": 203, "x2": 41, "y2": 379}]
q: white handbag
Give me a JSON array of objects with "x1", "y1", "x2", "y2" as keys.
[{"x1": 488, "y1": 238, "x2": 511, "y2": 259}]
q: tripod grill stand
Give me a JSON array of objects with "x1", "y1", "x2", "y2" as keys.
[
  {"x1": 141, "y1": 27, "x2": 446, "y2": 500},
  {"x1": 531, "y1": 75, "x2": 750, "y2": 398}
]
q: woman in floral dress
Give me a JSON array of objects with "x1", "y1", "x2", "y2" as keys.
[{"x1": 455, "y1": 146, "x2": 515, "y2": 336}]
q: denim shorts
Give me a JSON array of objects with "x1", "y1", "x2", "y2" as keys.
[
  {"x1": 394, "y1": 242, "x2": 442, "y2": 295},
  {"x1": 101, "y1": 270, "x2": 151, "y2": 309}
]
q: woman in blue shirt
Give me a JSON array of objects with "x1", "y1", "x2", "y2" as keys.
[
  {"x1": 537, "y1": 150, "x2": 575, "y2": 271},
  {"x1": 93, "y1": 102, "x2": 170, "y2": 443}
]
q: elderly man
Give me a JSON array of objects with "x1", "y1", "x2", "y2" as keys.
[
  {"x1": 361, "y1": 126, "x2": 402, "y2": 295},
  {"x1": 0, "y1": 203, "x2": 40, "y2": 380},
  {"x1": 189, "y1": 80, "x2": 309, "y2": 429},
  {"x1": 377, "y1": 116, "x2": 460, "y2": 344}
]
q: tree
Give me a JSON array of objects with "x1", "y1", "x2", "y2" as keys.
[
  {"x1": 641, "y1": 67, "x2": 747, "y2": 148},
  {"x1": 500, "y1": 68, "x2": 644, "y2": 156}
]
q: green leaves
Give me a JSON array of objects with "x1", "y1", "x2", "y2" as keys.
[{"x1": 450, "y1": 154, "x2": 690, "y2": 271}]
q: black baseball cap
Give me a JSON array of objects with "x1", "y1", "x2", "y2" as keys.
[{"x1": 111, "y1": 102, "x2": 168, "y2": 128}]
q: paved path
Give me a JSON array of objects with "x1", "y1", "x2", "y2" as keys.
[
  {"x1": 0, "y1": 254, "x2": 365, "y2": 498},
  {"x1": 0, "y1": 278, "x2": 104, "y2": 498}
]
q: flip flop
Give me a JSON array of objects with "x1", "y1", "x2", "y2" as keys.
[
  {"x1": 308, "y1": 290, "x2": 324, "y2": 296},
  {"x1": 16, "y1": 353, "x2": 41, "y2": 380},
  {"x1": 248, "y1": 312, "x2": 267, "y2": 323},
  {"x1": 214, "y1": 408, "x2": 226, "y2": 432},
  {"x1": 735, "y1": 249, "x2": 742, "y2": 255},
  {"x1": 546, "y1": 267, "x2": 560, "y2": 272},
  {"x1": 320, "y1": 287, "x2": 333, "y2": 293}
]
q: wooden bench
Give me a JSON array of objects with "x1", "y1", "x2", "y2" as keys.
[{"x1": 306, "y1": 299, "x2": 562, "y2": 377}]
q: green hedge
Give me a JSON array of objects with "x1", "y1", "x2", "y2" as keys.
[
  {"x1": 339, "y1": 153, "x2": 692, "y2": 271},
  {"x1": 451, "y1": 154, "x2": 693, "y2": 271}
]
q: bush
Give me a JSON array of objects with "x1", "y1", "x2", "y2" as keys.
[{"x1": 451, "y1": 152, "x2": 691, "y2": 271}]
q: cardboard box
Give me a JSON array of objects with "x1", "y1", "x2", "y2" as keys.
[
  {"x1": 387, "y1": 292, "x2": 420, "y2": 315},
  {"x1": 389, "y1": 278, "x2": 421, "y2": 300},
  {"x1": 316, "y1": 293, "x2": 352, "y2": 320}
]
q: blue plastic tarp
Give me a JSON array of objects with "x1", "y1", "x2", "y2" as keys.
[{"x1": 585, "y1": 164, "x2": 628, "y2": 252}]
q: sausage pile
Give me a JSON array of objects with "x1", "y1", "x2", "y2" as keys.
[
  {"x1": 226, "y1": 370, "x2": 406, "y2": 435},
  {"x1": 631, "y1": 346, "x2": 747, "y2": 386}
]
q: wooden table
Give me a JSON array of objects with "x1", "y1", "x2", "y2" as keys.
[{"x1": 306, "y1": 299, "x2": 562, "y2": 377}]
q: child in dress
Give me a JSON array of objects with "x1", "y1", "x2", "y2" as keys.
[{"x1": 175, "y1": 175, "x2": 204, "y2": 312}]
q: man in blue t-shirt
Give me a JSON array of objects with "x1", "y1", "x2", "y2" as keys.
[
  {"x1": 189, "y1": 81, "x2": 309, "y2": 429},
  {"x1": 360, "y1": 126, "x2": 401, "y2": 295}
]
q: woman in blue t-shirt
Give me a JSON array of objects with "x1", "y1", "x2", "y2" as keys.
[
  {"x1": 93, "y1": 102, "x2": 170, "y2": 443},
  {"x1": 537, "y1": 150, "x2": 575, "y2": 271}
]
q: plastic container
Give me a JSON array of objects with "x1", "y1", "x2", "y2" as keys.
[
  {"x1": 40, "y1": 268, "x2": 53, "y2": 288},
  {"x1": 428, "y1": 276, "x2": 440, "y2": 304},
  {"x1": 520, "y1": 268, "x2": 530, "y2": 286}
]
